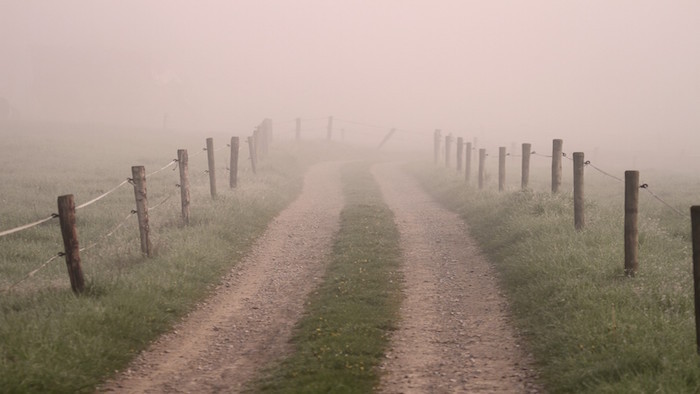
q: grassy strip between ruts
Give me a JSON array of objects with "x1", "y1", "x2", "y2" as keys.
[
  {"x1": 253, "y1": 161, "x2": 402, "y2": 393},
  {"x1": 410, "y1": 163, "x2": 700, "y2": 393}
]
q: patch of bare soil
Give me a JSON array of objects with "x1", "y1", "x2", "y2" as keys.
[
  {"x1": 372, "y1": 162, "x2": 541, "y2": 393},
  {"x1": 99, "y1": 161, "x2": 344, "y2": 393}
]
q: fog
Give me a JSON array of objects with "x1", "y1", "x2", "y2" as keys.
[{"x1": 1, "y1": 1, "x2": 699, "y2": 157}]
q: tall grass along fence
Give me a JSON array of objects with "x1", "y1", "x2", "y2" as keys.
[
  {"x1": 0, "y1": 119, "x2": 273, "y2": 295},
  {"x1": 433, "y1": 134, "x2": 700, "y2": 355}
]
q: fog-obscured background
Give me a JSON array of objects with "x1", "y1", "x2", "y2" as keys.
[{"x1": 1, "y1": 1, "x2": 698, "y2": 156}]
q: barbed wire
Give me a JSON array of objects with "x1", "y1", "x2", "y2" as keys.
[
  {"x1": 0, "y1": 253, "x2": 63, "y2": 294},
  {"x1": 76, "y1": 179, "x2": 130, "y2": 210},
  {"x1": 640, "y1": 184, "x2": 686, "y2": 218},
  {"x1": 0, "y1": 214, "x2": 57, "y2": 238},
  {"x1": 146, "y1": 159, "x2": 178, "y2": 177},
  {"x1": 584, "y1": 161, "x2": 624, "y2": 183}
]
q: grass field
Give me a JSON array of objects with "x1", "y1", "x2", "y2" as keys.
[
  {"x1": 0, "y1": 120, "x2": 320, "y2": 392},
  {"x1": 412, "y1": 157, "x2": 700, "y2": 393}
]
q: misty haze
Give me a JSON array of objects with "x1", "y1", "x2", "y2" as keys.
[{"x1": 2, "y1": 1, "x2": 700, "y2": 393}]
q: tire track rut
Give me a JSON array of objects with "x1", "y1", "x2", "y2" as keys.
[
  {"x1": 373, "y1": 162, "x2": 540, "y2": 393},
  {"x1": 99, "y1": 161, "x2": 344, "y2": 393}
]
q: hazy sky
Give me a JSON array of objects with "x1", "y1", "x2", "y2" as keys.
[{"x1": 1, "y1": 1, "x2": 699, "y2": 151}]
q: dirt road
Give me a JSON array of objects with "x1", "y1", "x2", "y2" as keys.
[
  {"x1": 100, "y1": 159, "x2": 539, "y2": 393},
  {"x1": 100, "y1": 161, "x2": 345, "y2": 393},
  {"x1": 372, "y1": 162, "x2": 540, "y2": 393}
]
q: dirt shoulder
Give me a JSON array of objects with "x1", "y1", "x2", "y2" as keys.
[
  {"x1": 372, "y1": 162, "x2": 541, "y2": 393},
  {"x1": 99, "y1": 161, "x2": 344, "y2": 393}
]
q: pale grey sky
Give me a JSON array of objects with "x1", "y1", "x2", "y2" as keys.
[{"x1": 1, "y1": 1, "x2": 698, "y2": 152}]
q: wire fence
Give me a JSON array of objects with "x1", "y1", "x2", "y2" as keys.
[
  {"x1": 431, "y1": 134, "x2": 691, "y2": 222},
  {"x1": 0, "y1": 131, "x2": 262, "y2": 294}
]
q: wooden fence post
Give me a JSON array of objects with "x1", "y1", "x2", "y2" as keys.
[
  {"x1": 465, "y1": 142, "x2": 472, "y2": 183},
  {"x1": 456, "y1": 137, "x2": 464, "y2": 171},
  {"x1": 444, "y1": 134, "x2": 452, "y2": 168},
  {"x1": 433, "y1": 129, "x2": 441, "y2": 165},
  {"x1": 206, "y1": 137, "x2": 217, "y2": 199},
  {"x1": 573, "y1": 152, "x2": 585, "y2": 230},
  {"x1": 230, "y1": 137, "x2": 239, "y2": 188},
  {"x1": 522, "y1": 143, "x2": 531, "y2": 190},
  {"x1": 327, "y1": 116, "x2": 333, "y2": 140},
  {"x1": 265, "y1": 118, "x2": 273, "y2": 150},
  {"x1": 691, "y1": 206, "x2": 700, "y2": 354},
  {"x1": 296, "y1": 118, "x2": 301, "y2": 142},
  {"x1": 478, "y1": 148, "x2": 486, "y2": 189},
  {"x1": 552, "y1": 139, "x2": 563, "y2": 194},
  {"x1": 253, "y1": 126, "x2": 260, "y2": 160},
  {"x1": 624, "y1": 170, "x2": 639, "y2": 277},
  {"x1": 499, "y1": 147, "x2": 506, "y2": 192},
  {"x1": 131, "y1": 166, "x2": 152, "y2": 257},
  {"x1": 57, "y1": 194, "x2": 85, "y2": 293},
  {"x1": 177, "y1": 149, "x2": 190, "y2": 225},
  {"x1": 248, "y1": 136, "x2": 257, "y2": 174}
]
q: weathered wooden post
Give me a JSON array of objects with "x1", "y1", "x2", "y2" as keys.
[
  {"x1": 433, "y1": 129, "x2": 441, "y2": 165},
  {"x1": 465, "y1": 142, "x2": 472, "y2": 183},
  {"x1": 498, "y1": 147, "x2": 506, "y2": 192},
  {"x1": 624, "y1": 170, "x2": 639, "y2": 277},
  {"x1": 206, "y1": 137, "x2": 217, "y2": 199},
  {"x1": 522, "y1": 143, "x2": 531, "y2": 190},
  {"x1": 265, "y1": 118, "x2": 273, "y2": 149},
  {"x1": 57, "y1": 194, "x2": 85, "y2": 293},
  {"x1": 253, "y1": 126, "x2": 260, "y2": 159},
  {"x1": 573, "y1": 152, "x2": 585, "y2": 230},
  {"x1": 248, "y1": 136, "x2": 257, "y2": 174},
  {"x1": 691, "y1": 206, "x2": 700, "y2": 354},
  {"x1": 456, "y1": 137, "x2": 464, "y2": 171},
  {"x1": 327, "y1": 116, "x2": 333, "y2": 140},
  {"x1": 177, "y1": 149, "x2": 190, "y2": 225},
  {"x1": 444, "y1": 134, "x2": 452, "y2": 168},
  {"x1": 131, "y1": 166, "x2": 152, "y2": 257},
  {"x1": 296, "y1": 118, "x2": 301, "y2": 143},
  {"x1": 478, "y1": 148, "x2": 486, "y2": 189},
  {"x1": 229, "y1": 137, "x2": 239, "y2": 188},
  {"x1": 552, "y1": 139, "x2": 563, "y2": 194}
]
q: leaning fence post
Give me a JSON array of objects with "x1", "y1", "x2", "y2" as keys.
[
  {"x1": 624, "y1": 170, "x2": 639, "y2": 277},
  {"x1": 522, "y1": 143, "x2": 531, "y2": 190},
  {"x1": 552, "y1": 139, "x2": 563, "y2": 194},
  {"x1": 57, "y1": 194, "x2": 85, "y2": 293},
  {"x1": 456, "y1": 137, "x2": 464, "y2": 171},
  {"x1": 465, "y1": 142, "x2": 472, "y2": 183},
  {"x1": 433, "y1": 129, "x2": 441, "y2": 165},
  {"x1": 206, "y1": 137, "x2": 217, "y2": 199},
  {"x1": 248, "y1": 136, "x2": 257, "y2": 174},
  {"x1": 131, "y1": 166, "x2": 152, "y2": 257},
  {"x1": 444, "y1": 135, "x2": 452, "y2": 168},
  {"x1": 573, "y1": 152, "x2": 585, "y2": 230},
  {"x1": 478, "y1": 148, "x2": 486, "y2": 189},
  {"x1": 177, "y1": 149, "x2": 190, "y2": 225},
  {"x1": 230, "y1": 137, "x2": 239, "y2": 188},
  {"x1": 327, "y1": 116, "x2": 333, "y2": 140},
  {"x1": 691, "y1": 206, "x2": 700, "y2": 354},
  {"x1": 498, "y1": 147, "x2": 506, "y2": 192}
]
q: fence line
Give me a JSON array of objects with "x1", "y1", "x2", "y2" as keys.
[
  {"x1": 451, "y1": 140, "x2": 687, "y2": 222},
  {"x1": 1, "y1": 155, "x2": 203, "y2": 240},
  {"x1": 1, "y1": 128, "x2": 263, "y2": 293}
]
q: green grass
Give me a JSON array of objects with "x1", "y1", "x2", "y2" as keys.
[
  {"x1": 253, "y1": 161, "x2": 403, "y2": 393},
  {"x1": 411, "y1": 162, "x2": 700, "y2": 393},
  {"x1": 0, "y1": 121, "x2": 310, "y2": 392}
]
